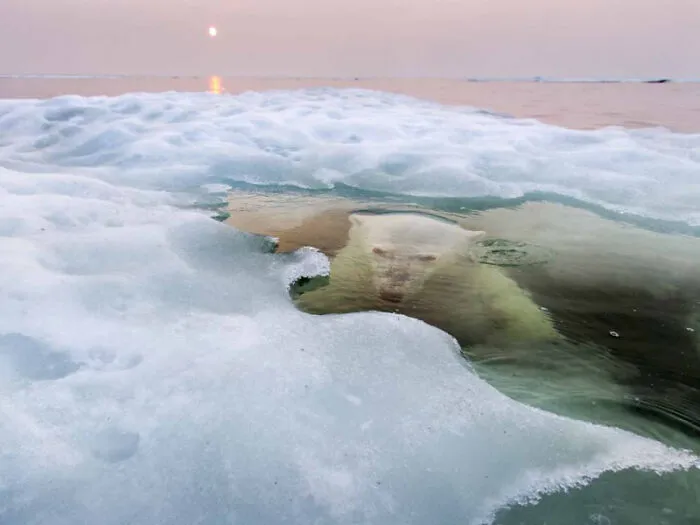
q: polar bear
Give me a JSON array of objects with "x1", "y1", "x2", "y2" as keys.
[{"x1": 293, "y1": 211, "x2": 558, "y2": 346}]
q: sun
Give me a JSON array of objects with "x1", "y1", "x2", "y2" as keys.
[{"x1": 208, "y1": 26, "x2": 218, "y2": 38}]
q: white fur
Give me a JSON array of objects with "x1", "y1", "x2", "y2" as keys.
[{"x1": 349, "y1": 213, "x2": 485, "y2": 303}]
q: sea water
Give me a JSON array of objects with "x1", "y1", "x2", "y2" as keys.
[{"x1": 1, "y1": 88, "x2": 699, "y2": 524}]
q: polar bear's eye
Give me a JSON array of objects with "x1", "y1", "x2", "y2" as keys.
[
  {"x1": 372, "y1": 247, "x2": 390, "y2": 257},
  {"x1": 415, "y1": 254, "x2": 437, "y2": 262}
]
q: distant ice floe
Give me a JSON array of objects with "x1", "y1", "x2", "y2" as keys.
[{"x1": 464, "y1": 76, "x2": 696, "y2": 83}]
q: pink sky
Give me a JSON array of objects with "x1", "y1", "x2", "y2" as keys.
[{"x1": 1, "y1": 0, "x2": 698, "y2": 78}]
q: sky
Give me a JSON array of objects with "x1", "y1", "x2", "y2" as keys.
[{"x1": 1, "y1": 0, "x2": 699, "y2": 78}]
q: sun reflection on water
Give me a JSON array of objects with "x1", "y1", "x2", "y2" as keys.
[{"x1": 208, "y1": 76, "x2": 223, "y2": 94}]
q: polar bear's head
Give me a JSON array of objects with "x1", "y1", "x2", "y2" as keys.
[{"x1": 349, "y1": 213, "x2": 484, "y2": 303}]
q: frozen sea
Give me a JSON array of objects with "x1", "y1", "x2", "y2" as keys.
[{"x1": 0, "y1": 76, "x2": 699, "y2": 525}]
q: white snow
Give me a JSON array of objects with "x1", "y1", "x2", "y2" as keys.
[{"x1": 0, "y1": 89, "x2": 698, "y2": 226}]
